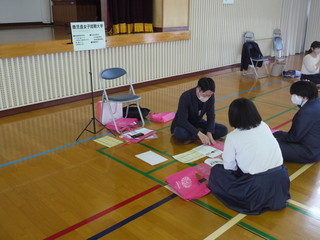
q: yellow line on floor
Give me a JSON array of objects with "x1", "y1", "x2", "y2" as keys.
[
  {"x1": 289, "y1": 163, "x2": 314, "y2": 181},
  {"x1": 288, "y1": 199, "x2": 320, "y2": 216},
  {"x1": 204, "y1": 213, "x2": 246, "y2": 240},
  {"x1": 204, "y1": 163, "x2": 315, "y2": 239}
]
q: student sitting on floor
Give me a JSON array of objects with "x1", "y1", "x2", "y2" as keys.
[
  {"x1": 171, "y1": 77, "x2": 228, "y2": 145},
  {"x1": 208, "y1": 98, "x2": 290, "y2": 215},
  {"x1": 273, "y1": 81, "x2": 320, "y2": 163},
  {"x1": 300, "y1": 41, "x2": 320, "y2": 87}
]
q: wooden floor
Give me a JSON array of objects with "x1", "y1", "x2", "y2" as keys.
[{"x1": 1, "y1": 54, "x2": 320, "y2": 240}]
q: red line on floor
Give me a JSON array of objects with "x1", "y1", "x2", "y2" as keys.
[
  {"x1": 274, "y1": 119, "x2": 292, "y2": 129},
  {"x1": 44, "y1": 184, "x2": 162, "y2": 240}
]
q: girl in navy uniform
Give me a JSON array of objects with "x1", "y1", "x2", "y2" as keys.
[
  {"x1": 209, "y1": 98, "x2": 290, "y2": 215},
  {"x1": 273, "y1": 81, "x2": 320, "y2": 163}
]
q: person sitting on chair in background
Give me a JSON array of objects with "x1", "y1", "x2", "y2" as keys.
[
  {"x1": 171, "y1": 77, "x2": 228, "y2": 145},
  {"x1": 273, "y1": 81, "x2": 320, "y2": 163},
  {"x1": 209, "y1": 98, "x2": 290, "y2": 215},
  {"x1": 301, "y1": 41, "x2": 320, "y2": 86}
]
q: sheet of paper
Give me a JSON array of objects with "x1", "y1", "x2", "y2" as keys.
[
  {"x1": 173, "y1": 150, "x2": 205, "y2": 163},
  {"x1": 94, "y1": 135, "x2": 124, "y2": 147},
  {"x1": 193, "y1": 145, "x2": 223, "y2": 158},
  {"x1": 135, "y1": 151, "x2": 168, "y2": 165}
]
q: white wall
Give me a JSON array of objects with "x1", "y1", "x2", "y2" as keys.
[
  {"x1": 0, "y1": 0, "x2": 51, "y2": 24},
  {"x1": 304, "y1": 0, "x2": 320, "y2": 51},
  {"x1": 1, "y1": 0, "x2": 314, "y2": 111}
]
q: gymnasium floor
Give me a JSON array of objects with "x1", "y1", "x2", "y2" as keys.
[{"x1": 1, "y1": 55, "x2": 320, "y2": 239}]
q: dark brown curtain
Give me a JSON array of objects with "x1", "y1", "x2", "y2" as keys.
[{"x1": 107, "y1": 0, "x2": 153, "y2": 35}]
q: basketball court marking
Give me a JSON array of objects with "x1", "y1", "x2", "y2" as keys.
[
  {"x1": 1, "y1": 78, "x2": 289, "y2": 168},
  {"x1": 43, "y1": 184, "x2": 162, "y2": 240},
  {"x1": 202, "y1": 162, "x2": 316, "y2": 239},
  {"x1": 204, "y1": 213, "x2": 246, "y2": 240},
  {"x1": 87, "y1": 194, "x2": 177, "y2": 240},
  {"x1": 289, "y1": 163, "x2": 314, "y2": 181}
]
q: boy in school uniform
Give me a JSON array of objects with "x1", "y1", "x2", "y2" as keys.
[{"x1": 171, "y1": 77, "x2": 228, "y2": 144}]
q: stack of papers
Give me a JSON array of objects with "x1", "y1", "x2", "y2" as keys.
[
  {"x1": 193, "y1": 145, "x2": 223, "y2": 158},
  {"x1": 173, "y1": 150, "x2": 205, "y2": 163},
  {"x1": 173, "y1": 145, "x2": 223, "y2": 163},
  {"x1": 94, "y1": 135, "x2": 124, "y2": 147}
]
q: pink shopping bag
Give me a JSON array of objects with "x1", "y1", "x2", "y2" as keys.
[
  {"x1": 97, "y1": 100, "x2": 123, "y2": 125},
  {"x1": 150, "y1": 112, "x2": 175, "y2": 123},
  {"x1": 106, "y1": 117, "x2": 138, "y2": 132},
  {"x1": 166, "y1": 167, "x2": 210, "y2": 201}
]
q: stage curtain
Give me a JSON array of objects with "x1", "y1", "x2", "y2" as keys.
[{"x1": 107, "y1": 0, "x2": 153, "y2": 35}]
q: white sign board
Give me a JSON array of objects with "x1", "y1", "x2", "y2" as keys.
[{"x1": 71, "y1": 22, "x2": 106, "y2": 51}]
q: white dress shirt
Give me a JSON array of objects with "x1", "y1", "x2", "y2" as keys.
[
  {"x1": 222, "y1": 121, "x2": 283, "y2": 174},
  {"x1": 301, "y1": 54, "x2": 320, "y2": 75}
]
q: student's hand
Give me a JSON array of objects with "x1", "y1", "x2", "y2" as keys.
[
  {"x1": 197, "y1": 131, "x2": 210, "y2": 145},
  {"x1": 206, "y1": 132, "x2": 216, "y2": 145}
]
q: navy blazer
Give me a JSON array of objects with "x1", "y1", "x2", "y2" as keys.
[
  {"x1": 240, "y1": 41, "x2": 264, "y2": 71},
  {"x1": 281, "y1": 98, "x2": 320, "y2": 161},
  {"x1": 171, "y1": 88, "x2": 216, "y2": 135}
]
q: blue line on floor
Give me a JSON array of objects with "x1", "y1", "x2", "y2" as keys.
[
  {"x1": 87, "y1": 194, "x2": 177, "y2": 240},
  {"x1": 216, "y1": 78, "x2": 290, "y2": 101},
  {"x1": 0, "y1": 133, "x2": 110, "y2": 167},
  {"x1": 2, "y1": 78, "x2": 289, "y2": 167}
]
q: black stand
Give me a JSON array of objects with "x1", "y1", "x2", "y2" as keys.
[{"x1": 76, "y1": 50, "x2": 114, "y2": 141}]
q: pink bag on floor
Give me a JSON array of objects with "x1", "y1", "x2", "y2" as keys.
[
  {"x1": 106, "y1": 117, "x2": 138, "y2": 132},
  {"x1": 166, "y1": 167, "x2": 210, "y2": 201},
  {"x1": 150, "y1": 112, "x2": 175, "y2": 123},
  {"x1": 97, "y1": 100, "x2": 123, "y2": 125}
]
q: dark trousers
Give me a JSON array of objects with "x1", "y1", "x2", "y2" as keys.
[
  {"x1": 301, "y1": 73, "x2": 320, "y2": 84},
  {"x1": 172, "y1": 121, "x2": 228, "y2": 141},
  {"x1": 273, "y1": 131, "x2": 316, "y2": 163}
]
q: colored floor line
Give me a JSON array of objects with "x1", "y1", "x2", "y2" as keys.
[
  {"x1": 97, "y1": 149, "x2": 166, "y2": 186},
  {"x1": 273, "y1": 119, "x2": 292, "y2": 129},
  {"x1": 43, "y1": 184, "x2": 162, "y2": 240},
  {"x1": 98, "y1": 146, "x2": 277, "y2": 240},
  {"x1": 287, "y1": 200, "x2": 320, "y2": 220},
  {"x1": 202, "y1": 157, "x2": 318, "y2": 239},
  {"x1": 252, "y1": 99, "x2": 292, "y2": 109},
  {"x1": 87, "y1": 194, "x2": 177, "y2": 240},
  {"x1": 289, "y1": 163, "x2": 314, "y2": 181},
  {"x1": 193, "y1": 200, "x2": 277, "y2": 240},
  {"x1": 204, "y1": 213, "x2": 246, "y2": 240},
  {"x1": 2, "y1": 78, "x2": 289, "y2": 168},
  {"x1": 215, "y1": 78, "x2": 290, "y2": 101},
  {"x1": 0, "y1": 120, "x2": 149, "y2": 168}
]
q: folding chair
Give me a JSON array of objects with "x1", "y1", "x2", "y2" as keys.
[
  {"x1": 241, "y1": 31, "x2": 270, "y2": 79},
  {"x1": 100, "y1": 68, "x2": 145, "y2": 133},
  {"x1": 273, "y1": 29, "x2": 285, "y2": 62}
]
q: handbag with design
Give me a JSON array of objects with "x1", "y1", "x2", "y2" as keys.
[{"x1": 166, "y1": 167, "x2": 210, "y2": 201}]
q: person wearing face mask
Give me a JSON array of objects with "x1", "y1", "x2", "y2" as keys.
[
  {"x1": 273, "y1": 81, "x2": 320, "y2": 163},
  {"x1": 171, "y1": 77, "x2": 228, "y2": 145},
  {"x1": 300, "y1": 41, "x2": 320, "y2": 86}
]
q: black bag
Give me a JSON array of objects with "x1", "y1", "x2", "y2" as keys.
[{"x1": 123, "y1": 104, "x2": 150, "y2": 120}]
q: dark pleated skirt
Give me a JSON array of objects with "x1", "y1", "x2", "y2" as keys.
[{"x1": 208, "y1": 165, "x2": 290, "y2": 215}]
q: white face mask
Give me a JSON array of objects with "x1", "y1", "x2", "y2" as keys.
[
  {"x1": 314, "y1": 49, "x2": 320, "y2": 55},
  {"x1": 291, "y1": 94, "x2": 303, "y2": 105},
  {"x1": 198, "y1": 96, "x2": 210, "y2": 102}
]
